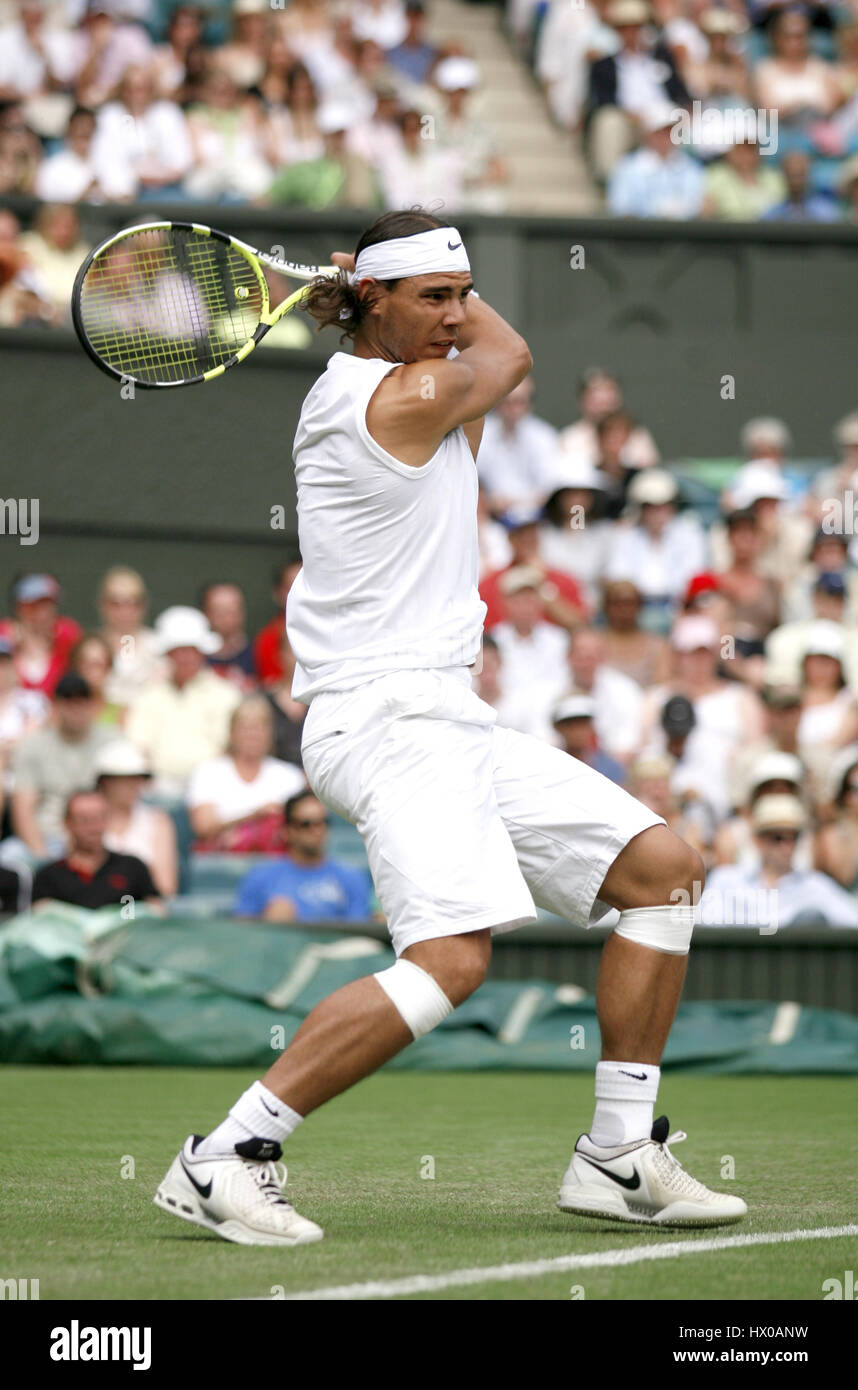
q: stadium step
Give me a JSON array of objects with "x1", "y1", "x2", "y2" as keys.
[{"x1": 424, "y1": 0, "x2": 599, "y2": 214}]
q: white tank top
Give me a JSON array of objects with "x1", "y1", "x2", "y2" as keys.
[{"x1": 287, "y1": 351, "x2": 486, "y2": 702}]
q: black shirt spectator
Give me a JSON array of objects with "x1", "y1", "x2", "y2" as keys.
[
  {"x1": 32, "y1": 849, "x2": 157, "y2": 909},
  {"x1": 587, "y1": 42, "x2": 690, "y2": 119},
  {"x1": 30, "y1": 788, "x2": 162, "y2": 910}
]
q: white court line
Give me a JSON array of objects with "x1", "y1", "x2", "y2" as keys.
[{"x1": 283, "y1": 1225, "x2": 858, "y2": 1300}]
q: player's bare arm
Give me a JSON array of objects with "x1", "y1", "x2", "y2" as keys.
[
  {"x1": 361, "y1": 282, "x2": 528, "y2": 467},
  {"x1": 349, "y1": 268, "x2": 532, "y2": 468}
]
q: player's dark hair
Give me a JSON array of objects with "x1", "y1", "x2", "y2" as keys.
[
  {"x1": 284, "y1": 790, "x2": 319, "y2": 823},
  {"x1": 302, "y1": 209, "x2": 449, "y2": 341}
]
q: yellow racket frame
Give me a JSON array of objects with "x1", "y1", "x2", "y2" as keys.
[{"x1": 72, "y1": 220, "x2": 339, "y2": 389}]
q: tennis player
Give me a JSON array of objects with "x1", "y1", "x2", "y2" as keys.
[{"x1": 155, "y1": 210, "x2": 746, "y2": 1244}]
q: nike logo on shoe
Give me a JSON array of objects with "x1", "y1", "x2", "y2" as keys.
[
  {"x1": 619, "y1": 1070, "x2": 648, "y2": 1081},
  {"x1": 580, "y1": 1156, "x2": 641, "y2": 1191},
  {"x1": 180, "y1": 1158, "x2": 212, "y2": 1199}
]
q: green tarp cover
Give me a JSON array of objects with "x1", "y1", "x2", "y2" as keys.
[{"x1": 1, "y1": 908, "x2": 857, "y2": 1072}]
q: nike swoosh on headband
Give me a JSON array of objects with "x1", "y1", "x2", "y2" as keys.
[{"x1": 353, "y1": 226, "x2": 469, "y2": 281}]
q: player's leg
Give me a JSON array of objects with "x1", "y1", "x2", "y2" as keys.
[
  {"x1": 489, "y1": 724, "x2": 747, "y2": 1227},
  {"x1": 256, "y1": 927, "x2": 492, "y2": 1114},
  {"x1": 595, "y1": 823, "x2": 696, "y2": 1065},
  {"x1": 250, "y1": 674, "x2": 526, "y2": 1114},
  {"x1": 153, "y1": 927, "x2": 493, "y2": 1245},
  {"x1": 154, "y1": 671, "x2": 531, "y2": 1245}
]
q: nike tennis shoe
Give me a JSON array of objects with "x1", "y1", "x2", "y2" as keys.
[
  {"x1": 153, "y1": 1135, "x2": 323, "y2": 1246},
  {"x1": 557, "y1": 1115, "x2": 747, "y2": 1227}
]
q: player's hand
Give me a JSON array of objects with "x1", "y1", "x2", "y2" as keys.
[{"x1": 331, "y1": 252, "x2": 355, "y2": 275}]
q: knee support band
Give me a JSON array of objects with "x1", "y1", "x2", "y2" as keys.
[
  {"x1": 373, "y1": 959, "x2": 454, "y2": 1039},
  {"x1": 614, "y1": 903, "x2": 694, "y2": 956}
]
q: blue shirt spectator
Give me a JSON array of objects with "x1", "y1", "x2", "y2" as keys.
[
  {"x1": 608, "y1": 110, "x2": 705, "y2": 219},
  {"x1": 234, "y1": 790, "x2": 373, "y2": 922},
  {"x1": 235, "y1": 856, "x2": 373, "y2": 921},
  {"x1": 387, "y1": 2, "x2": 438, "y2": 85},
  {"x1": 761, "y1": 193, "x2": 839, "y2": 222},
  {"x1": 761, "y1": 151, "x2": 840, "y2": 222},
  {"x1": 696, "y1": 794, "x2": 858, "y2": 929},
  {"x1": 552, "y1": 695, "x2": 627, "y2": 786}
]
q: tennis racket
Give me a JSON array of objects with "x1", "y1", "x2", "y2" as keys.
[{"x1": 71, "y1": 220, "x2": 339, "y2": 389}]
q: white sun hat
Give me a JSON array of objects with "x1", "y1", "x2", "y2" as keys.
[
  {"x1": 729, "y1": 461, "x2": 790, "y2": 509},
  {"x1": 751, "y1": 793, "x2": 806, "y2": 833},
  {"x1": 152, "y1": 606, "x2": 220, "y2": 656},
  {"x1": 435, "y1": 57, "x2": 480, "y2": 92},
  {"x1": 94, "y1": 740, "x2": 152, "y2": 778},
  {"x1": 546, "y1": 455, "x2": 610, "y2": 493},
  {"x1": 627, "y1": 467, "x2": 679, "y2": 507}
]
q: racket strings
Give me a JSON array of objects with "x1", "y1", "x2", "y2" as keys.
[{"x1": 78, "y1": 227, "x2": 266, "y2": 385}]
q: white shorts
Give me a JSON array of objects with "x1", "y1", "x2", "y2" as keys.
[{"x1": 300, "y1": 667, "x2": 664, "y2": 957}]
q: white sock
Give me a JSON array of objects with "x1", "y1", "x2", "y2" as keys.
[
  {"x1": 195, "y1": 1081, "x2": 304, "y2": 1157},
  {"x1": 590, "y1": 1061, "x2": 661, "y2": 1147}
]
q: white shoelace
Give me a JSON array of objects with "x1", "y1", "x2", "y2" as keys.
[
  {"x1": 250, "y1": 1161, "x2": 292, "y2": 1208},
  {"x1": 651, "y1": 1130, "x2": 715, "y2": 1199}
]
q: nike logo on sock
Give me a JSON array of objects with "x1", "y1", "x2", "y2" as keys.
[
  {"x1": 580, "y1": 1156, "x2": 641, "y2": 1191},
  {"x1": 180, "y1": 1158, "x2": 212, "y2": 1199},
  {"x1": 260, "y1": 1097, "x2": 279, "y2": 1116},
  {"x1": 619, "y1": 1070, "x2": 648, "y2": 1081},
  {"x1": 447, "y1": 240, "x2": 462, "y2": 250}
]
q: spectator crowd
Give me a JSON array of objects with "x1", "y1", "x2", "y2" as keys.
[
  {"x1": 0, "y1": 562, "x2": 374, "y2": 923},
  {"x1": 1, "y1": 1, "x2": 857, "y2": 928},
  {"x1": 0, "y1": 0, "x2": 517, "y2": 324},
  {"x1": 3, "y1": 0, "x2": 858, "y2": 323},
  {"x1": 0, "y1": 0, "x2": 513, "y2": 325},
  {"x1": 3, "y1": 370, "x2": 858, "y2": 929},
  {"x1": 474, "y1": 369, "x2": 858, "y2": 927},
  {"x1": 523, "y1": 0, "x2": 858, "y2": 219}
]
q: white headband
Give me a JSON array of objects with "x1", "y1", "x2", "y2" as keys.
[{"x1": 351, "y1": 227, "x2": 470, "y2": 283}]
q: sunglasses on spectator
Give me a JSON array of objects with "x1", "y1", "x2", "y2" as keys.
[
  {"x1": 758, "y1": 829, "x2": 799, "y2": 843},
  {"x1": 291, "y1": 815, "x2": 330, "y2": 829}
]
